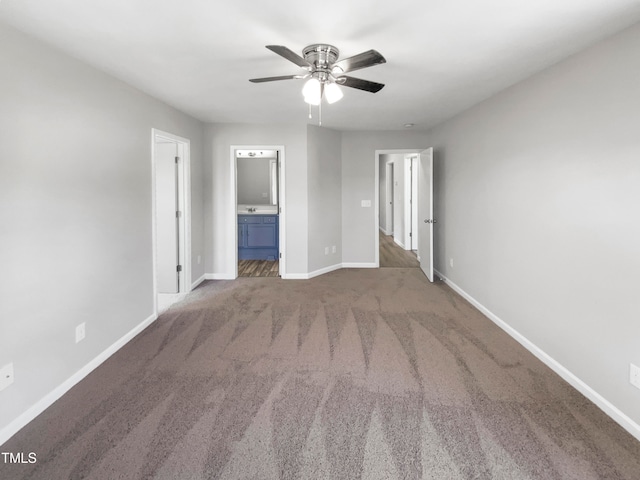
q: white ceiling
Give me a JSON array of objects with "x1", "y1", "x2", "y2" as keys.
[{"x1": 2, "y1": 0, "x2": 640, "y2": 131}]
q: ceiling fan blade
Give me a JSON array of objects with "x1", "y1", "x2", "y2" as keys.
[
  {"x1": 266, "y1": 45, "x2": 310, "y2": 68},
  {"x1": 249, "y1": 75, "x2": 304, "y2": 83},
  {"x1": 332, "y1": 49, "x2": 386, "y2": 74},
  {"x1": 337, "y1": 75, "x2": 385, "y2": 93}
]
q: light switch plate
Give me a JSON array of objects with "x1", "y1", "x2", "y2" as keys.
[{"x1": 630, "y1": 363, "x2": 640, "y2": 390}]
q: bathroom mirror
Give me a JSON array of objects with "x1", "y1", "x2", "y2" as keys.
[{"x1": 237, "y1": 150, "x2": 278, "y2": 206}]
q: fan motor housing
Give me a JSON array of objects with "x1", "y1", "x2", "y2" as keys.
[{"x1": 303, "y1": 44, "x2": 339, "y2": 70}]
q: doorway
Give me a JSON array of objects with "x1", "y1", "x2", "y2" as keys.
[
  {"x1": 375, "y1": 149, "x2": 433, "y2": 280},
  {"x1": 152, "y1": 129, "x2": 191, "y2": 312},
  {"x1": 230, "y1": 145, "x2": 285, "y2": 278}
]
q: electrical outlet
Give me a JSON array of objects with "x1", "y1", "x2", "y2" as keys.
[
  {"x1": 630, "y1": 363, "x2": 640, "y2": 389},
  {"x1": 449, "y1": 258, "x2": 454, "y2": 268},
  {"x1": 0, "y1": 363, "x2": 14, "y2": 392},
  {"x1": 75, "y1": 323, "x2": 86, "y2": 343},
  {"x1": 332, "y1": 245, "x2": 336, "y2": 254},
  {"x1": 324, "y1": 247, "x2": 329, "y2": 255}
]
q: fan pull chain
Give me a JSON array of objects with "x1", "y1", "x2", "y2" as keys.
[
  {"x1": 308, "y1": 103, "x2": 312, "y2": 119},
  {"x1": 319, "y1": 100, "x2": 322, "y2": 126}
]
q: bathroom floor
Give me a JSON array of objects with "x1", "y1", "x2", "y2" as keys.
[{"x1": 238, "y1": 259, "x2": 279, "y2": 277}]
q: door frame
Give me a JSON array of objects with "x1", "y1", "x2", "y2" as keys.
[
  {"x1": 151, "y1": 129, "x2": 192, "y2": 313},
  {"x1": 374, "y1": 149, "x2": 425, "y2": 268},
  {"x1": 385, "y1": 161, "x2": 394, "y2": 235},
  {"x1": 229, "y1": 145, "x2": 286, "y2": 279},
  {"x1": 417, "y1": 148, "x2": 434, "y2": 281},
  {"x1": 410, "y1": 155, "x2": 419, "y2": 250}
]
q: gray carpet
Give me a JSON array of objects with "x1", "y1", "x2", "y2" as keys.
[{"x1": 2, "y1": 268, "x2": 639, "y2": 479}]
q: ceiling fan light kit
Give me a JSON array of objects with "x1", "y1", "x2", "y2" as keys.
[{"x1": 250, "y1": 43, "x2": 386, "y2": 123}]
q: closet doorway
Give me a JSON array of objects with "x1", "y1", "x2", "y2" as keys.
[{"x1": 152, "y1": 129, "x2": 191, "y2": 312}]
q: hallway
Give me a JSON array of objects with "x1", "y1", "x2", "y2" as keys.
[{"x1": 379, "y1": 231, "x2": 419, "y2": 268}]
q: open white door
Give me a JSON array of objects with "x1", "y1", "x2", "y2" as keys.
[
  {"x1": 417, "y1": 148, "x2": 434, "y2": 282},
  {"x1": 155, "y1": 142, "x2": 179, "y2": 293}
]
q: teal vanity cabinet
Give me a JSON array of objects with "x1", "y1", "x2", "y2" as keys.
[{"x1": 238, "y1": 215, "x2": 279, "y2": 260}]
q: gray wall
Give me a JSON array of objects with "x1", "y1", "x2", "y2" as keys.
[
  {"x1": 0, "y1": 24, "x2": 204, "y2": 434},
  {"x1": 203, "y1": 123, "x2": 308, "y2": 276},
  {"x1": 427, "y1": 23, "x2": 640, "y2": 426},
  {"x1": 307, "y1": 125, "x2": 342, "y2": 273}
]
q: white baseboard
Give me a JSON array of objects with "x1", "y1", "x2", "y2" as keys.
[
  {"x1": 308, "y1": 263, "x2": 342, "y2": 279},
  {"x1": 379, "y1": 227, "x2": 391, "y2": 236},
  {"x1": 191, "y1": 274, "x2": 206, "y2": 289},
  {"x1": 0, "y1": 313, "x2": 158, "y2": 446},
  {"x1": 282, "y1": 273, "x2": 310, "y2": 280},
  {"x1": 394, "y1": 237, "x2": 405, "y2": 249},
  {"x1": 284, "y1": 263, "x2": 377, "y2": 279},
  {"x1": 434, "y1": 269, "x2": 640, "y2": 442},
  {"x1": 342, "y1": 262, "x2": 377, "y2": 269},
  {"x1": 206, "y1": 273, "x2": 235, "y2": 280}
]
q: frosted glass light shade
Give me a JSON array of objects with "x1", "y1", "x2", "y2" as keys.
[
  {"x1": 302, "y1": 78, "x2": 321, "y2": 105},
  {"x1": 324, "y1": 82, "x2": 343, "y2": 104}
]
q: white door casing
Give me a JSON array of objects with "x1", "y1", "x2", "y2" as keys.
[
  {"x1": 417, "y1": 148, "x2": 434, "y2": 282},
  {"x1": 411, "y1": 155, "x2": 419, "y2": 250}
]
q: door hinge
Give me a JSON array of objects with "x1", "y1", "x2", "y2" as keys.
[
  {"x1": 279, "y1": 252, "x2": 282, "y2": 258},
  {"x1": 177, "y1": 265, "x2": 182, "y2": 272},
  {"x1": 175, "y1": 156, "x2": 180, "y2": 164},
  {"x1": 176, "y1": 211, "x2": 182, "y2": 218},
  {"x1": 409, "y1": 232, "x2": 412, "y2": 237}
]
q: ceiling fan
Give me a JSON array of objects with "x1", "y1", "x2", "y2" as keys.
[{"x1": 249, "y1": 44, "x2": 386, "y2": 105}]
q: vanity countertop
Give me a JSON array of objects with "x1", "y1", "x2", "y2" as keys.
[{"x1": 237, "y1": 204, "x2": 278, "y2": 215}]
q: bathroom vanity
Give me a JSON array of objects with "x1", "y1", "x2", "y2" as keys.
[{"x1": 238, "y1": 214, "x2": 279, "y2": 260}]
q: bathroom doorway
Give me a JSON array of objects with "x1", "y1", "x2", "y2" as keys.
[{"x1": 231, "y1": 146, "x2": 285, "y2": 278}]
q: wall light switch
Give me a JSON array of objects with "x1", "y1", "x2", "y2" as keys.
[
  {"x1": 361, "y1": 200, "x2": 371, "y2": 207},
  {"x1": 332, "y1": 245, "x2": 336, "y2": 254},
  {"x1": 76, "y1": 323, "x2": 86, "y2": 343},
  {"x1": 0, "y1": 363, "x2": 14, "y2": 392}
]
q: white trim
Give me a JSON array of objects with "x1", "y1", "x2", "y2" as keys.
[
  {"x1": 230, "y1": 145, "x2": 286, "y2": 280},
  {"x1": 151, "y1": 129, "x2": 192, "y2": 316},
  {"x1": 379, "y1": 226, "x2": 391, "y2": 236},
  {"x1": 394, "y1": 238, "x2": 406, "y2": 249},
  {"x1": 282, "y1": 273, "x2": 310, "y2": 280},
  {"x1": 308, "y1": 263, "x2": 342, "y2": 279},
  {"x1": 191, "y1": 274, "x2": 206, "y2": 289},
  {"x1": 0, "y1": 313, "x2": 158, "y2": 446},
  {"x1": 206, "y1": 273, "x2": 236, "y2": 280},
  {"x1": 342, "y1": 262, "x2": 377, "y2": 268},
  {"x1": 434, "y1": 269, "x2": 640, "y2": 442},
  {"x1": 403, "y1": 156, "x2": 412, "y2": 250}
]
